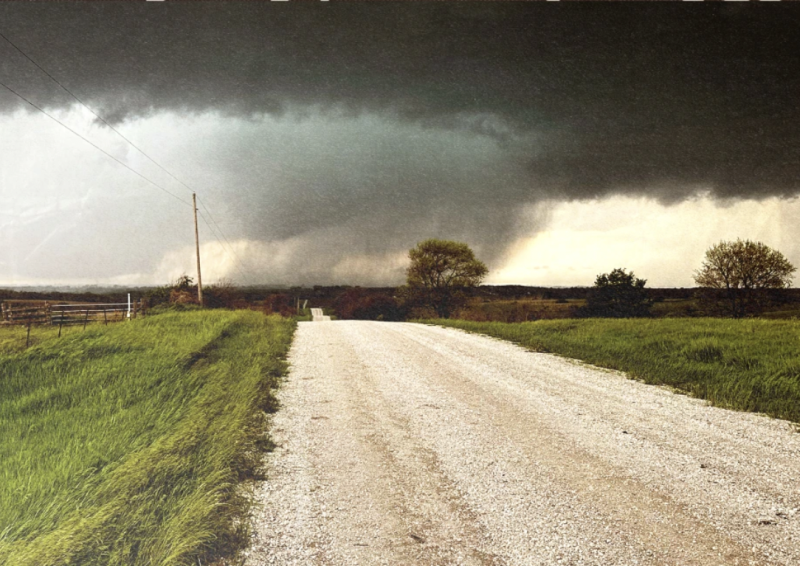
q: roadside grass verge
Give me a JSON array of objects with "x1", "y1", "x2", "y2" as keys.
[
  {"x1": 0, "y1": 310, "x2": 294, "y2": 565},
  {"x1": 422, "y1": 318, "x2": 800, "y2": 424}
]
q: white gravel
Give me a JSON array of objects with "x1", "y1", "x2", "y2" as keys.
[{"x1": 243, "y1": 321, "x2": 800, "y2": 566}]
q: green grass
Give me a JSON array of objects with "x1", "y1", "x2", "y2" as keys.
[
  {"x1": 0, "y1": 310, "x2": 295, "y2": 565},
  {"x1": 0, "y1": 324, "x2": 61, "y2": 354},
  {"x1": 456, "y1": 299, "x2": 583, "y2": 322},
  {"x1": 423, "y1": 318, "x2": 800, "y2": 425}
]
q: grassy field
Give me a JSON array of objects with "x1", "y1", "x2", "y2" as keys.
[
  {"x1": 455, "y1": 298, "x2": 584, "y2": 322},
  {"x1": 425, "y1": 318, "x2": 800, "y2": 425},
  {"x1": 0, "y1": 310, "x2": 294, "y2": 566},
  {"x1": 0, "y1": 324, "x2": 61, "y2": 354}
]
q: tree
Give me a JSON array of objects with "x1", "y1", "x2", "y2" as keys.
[
  {"x1": 694, "y1": 239, "x2": 796, "y2": 318},
  {"x1": 582, "y1": 268, "x2": 652, "y2": 318},
  {"x1": 402, "y1": 239, "x2": 488, "y2": 318}
]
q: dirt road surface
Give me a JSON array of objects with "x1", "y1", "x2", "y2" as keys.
[{"x1": 244, "y1": 321, "x2": 800, "y2": 566}]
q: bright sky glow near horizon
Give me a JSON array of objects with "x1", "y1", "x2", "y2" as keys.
[
  {"x1": 490, "y1": 196, "x2": 800, "y2": 288},
  {"x1": 1, "y1": 3, "x2": 799, "y2": 289}
]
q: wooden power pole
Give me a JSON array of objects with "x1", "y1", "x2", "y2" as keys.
[{"x1": 193, "y1": 193, "x2": 204, "y2": 306}]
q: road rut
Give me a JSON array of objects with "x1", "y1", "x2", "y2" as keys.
[{"x1": 244, "y1": 321, "x2": 800, "y2": 565}]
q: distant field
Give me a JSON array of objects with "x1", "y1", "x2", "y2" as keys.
[
  {"x1": 425, "y1": 318, "x2": 800, "y2": 425},
  {"x1": 456, "y1": 296, "x2": 800, "y2": 322},
  {"x1": 0, "y1": 311, "x2": 294, "y2": 566},
  {"x1": 456, "y1": 298, "x2": 584, "y2": 321}
]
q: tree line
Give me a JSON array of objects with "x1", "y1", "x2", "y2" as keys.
[
  {"x1": 349, "y1": 237, "x2": 796, "y2": 320},
  {"x1": 125, "y1": 237, "x2": 797, "y2": 321}
]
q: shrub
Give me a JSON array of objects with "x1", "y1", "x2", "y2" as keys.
[
  {"x1": 263, "y1": 294, "x2": 294, "y2": 317},
  {"x1": 580, "y1": 268, "x2": 652, "y2": 318},
  {"x1": 334, "y1": 288, "x2": 405, "y2": 321},
  {"x1": 205, "y1": 279, "x2": 245, "y2": 309},
  {"x1": 170, "y1": 289, "x2": 197, "y2": 304}
]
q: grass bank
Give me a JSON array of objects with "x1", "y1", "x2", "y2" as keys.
[
  {"x1": 424, "y1": 318, "x2": 800, "y2": 425},
  {"x1": 0, "y1": 310, "x2": 294, "y2": 565},
  {"x1": 0, "y1": 324, "x2": 61, "y2": 354}
]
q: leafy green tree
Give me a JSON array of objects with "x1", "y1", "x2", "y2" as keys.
[
  {"x1": 402, "y1": 239, "x2": 488, "y2": 318},
  {"x1": 582, "y1": 268, "x2": 652, "y2": 318},
  {"x1": 694, "y1": 239, "x2": 796, "y2": 317}
]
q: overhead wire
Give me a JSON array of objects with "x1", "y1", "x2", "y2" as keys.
[
  {"x1": 197, "y1": 197, "x2": 252, "y2": 285},
  {"x1": 197, "y1": 216, "x2": 250, "y2": 286},
  {"x1": 0, "y1": 79, "x2": 192, "y2": 206},
  {"x1": 1, "y1": 31, "x2": 256, "y2": 284},
  {"x1": 0, "y1": 31, "x2": 197, "y2": 198}
]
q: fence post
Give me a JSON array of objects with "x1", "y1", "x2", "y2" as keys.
[
  {"x1": 58, "y1": 310, "x2": 64, "y2": 338},
  {"x1": 83, "y1": 309, "x2": 90, "y2": 330},
  {"x1": 103, "y1": 309, "x2": 108, "y2": 326},
  {"x1": 26, "y1": 317, "x2": 31, "y2": 348}
]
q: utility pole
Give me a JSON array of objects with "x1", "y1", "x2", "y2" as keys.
[{"x1": 193, "y1": 193, "x2": 204, "y2": 307}]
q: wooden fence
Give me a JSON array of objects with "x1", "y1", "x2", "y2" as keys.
[{"x1": 1, "y1": 300, "x2": 146, "y2": 329}]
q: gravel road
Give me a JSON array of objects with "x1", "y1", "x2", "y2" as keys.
[{"x1": 244, "y1": 321, "x2": 800, "y2": 566}]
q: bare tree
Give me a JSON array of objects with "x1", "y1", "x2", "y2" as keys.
[
  {"x1": 694, "y1": 239, "x2": 795, "y2": 317},
  {"x1": 402, "y1": 239, "x2": 488, "y2": 318}
]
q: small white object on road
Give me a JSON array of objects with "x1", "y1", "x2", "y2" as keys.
[{"x1": 309, "y1": 307, "x2": 331, "y2": 322}]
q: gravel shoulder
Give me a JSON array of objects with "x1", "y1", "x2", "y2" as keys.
[{"x1": 244, "y1": 321, "x2": 800, "y2": 566}]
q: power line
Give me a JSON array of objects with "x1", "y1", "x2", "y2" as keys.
[
  {"x1": 197, "y1": 204, "x2": 251, "y2": 285},
  {"x1": 198, "y1": 219, "x2": 248, "y2": 284},
  {"x1": 197, "y1": 196, "x2": 251, "y2": 277},
  {"x1": 0, "y1": 31, "x2": 196, "y2": 198},
  {"x1": 0, "y1": 79, "x2": 192, "y2": 206},
  {"x1": 2, "y1": 73, "x2": 252, "y2": 282},
  {"x1": 1, "y1": 33, "x2": 257, "y2": 284}
]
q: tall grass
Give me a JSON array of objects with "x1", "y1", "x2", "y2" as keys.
[
  {"x1": 0, "y1": 310, "x2": 294, "y2": 565},
  {"x1": 425, "y1": 318, "x2": 800, "y2": 424},
  {"x1": 0, "y1": 324, "x2": 61, "y2": 354}
]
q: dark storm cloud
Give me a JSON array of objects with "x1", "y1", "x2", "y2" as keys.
[
  {"x1": 185, "y1": 113, "x2": 535, "y2": 277},
  {"x1": 2, "y1": 3, "x2": 799, "y2": 199},
  {"x1": 1, "y1": 2, "x2": 799, "y2": 283}
]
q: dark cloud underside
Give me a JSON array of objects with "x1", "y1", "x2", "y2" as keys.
[
  {"x1": 2, "y1": 3, "x2": 799, "y2": 199},
  {"x1": 1, "y1": 3, "x2": 799, "y2": 284}
]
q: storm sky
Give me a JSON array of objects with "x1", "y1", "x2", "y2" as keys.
[{"x1": 1, "y1": 2, "x2": 799, "y2": 287}]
